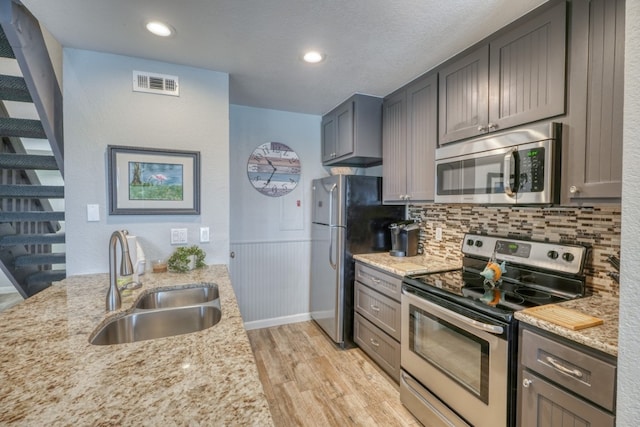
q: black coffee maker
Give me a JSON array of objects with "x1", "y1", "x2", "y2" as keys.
[{"x1": 389, "y1": 221, "x2": 420, "y2": 257}]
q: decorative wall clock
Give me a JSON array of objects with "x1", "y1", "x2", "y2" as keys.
[{"x1": 247, "y1": 142, "x2": 301, "y2": 197}]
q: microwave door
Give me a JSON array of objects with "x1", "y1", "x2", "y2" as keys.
[{"x1": 461, "y1": 150, "x2": 516, "y2": 204}]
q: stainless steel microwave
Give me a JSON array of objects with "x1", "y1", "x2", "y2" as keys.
[{"x1": 435, "y1": 122, "x2": 561, "y2": 205}]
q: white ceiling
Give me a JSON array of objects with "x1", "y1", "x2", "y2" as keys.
[{"x1": 21, "y1": 0, "x2": 548, "y2": 115}]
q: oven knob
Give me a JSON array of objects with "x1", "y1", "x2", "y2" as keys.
[
  {"x1": 467, "y1": 239, "x2": 475, "y2": 246},
  {"x1": 475, "y1": 240, "x2": 483, "y2": 247},
  {"x1": 547, "y1": 250, "x2": 559, "y2": 260},
  {"x1": 562, "y1": 253, "x2": 575, "y2": 262}
]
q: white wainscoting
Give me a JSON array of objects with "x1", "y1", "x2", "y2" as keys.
[{"x1": 229, "y1": 239, "x2": 311, "y2": 330}]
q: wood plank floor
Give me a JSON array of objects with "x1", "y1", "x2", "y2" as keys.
[{"x1": 247, "y1": 321, "x2": 420, "y2": 427}]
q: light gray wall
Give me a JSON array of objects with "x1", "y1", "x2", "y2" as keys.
[
  {"x1": 63, "y1": 48, "x2": 229, "y2": 275},
  {"x1": 228, "y1": 104, "x2": 325, "y2": 327},
  {"x1": 617, "y1": 0, "x2": 640, "y2": 423}
]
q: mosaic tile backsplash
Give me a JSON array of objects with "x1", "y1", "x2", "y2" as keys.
[{"x1": 408, "y1": 204, "x2": 621, "y2": 297}]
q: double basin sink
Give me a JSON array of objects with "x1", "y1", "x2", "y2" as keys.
[{"x1": 90, "y1": 283, "x2": 221, "y2": 346}]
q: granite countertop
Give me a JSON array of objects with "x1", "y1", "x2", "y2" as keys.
[
  {"x1": 353, "y1": 253, "x2": 461, "y2": 276},
  {"x1": 515, "y1": 294, "x2": 619, "y2": 357},
  {"x1": 0, "y1": 265, "x2": 274, "y2": 426}
]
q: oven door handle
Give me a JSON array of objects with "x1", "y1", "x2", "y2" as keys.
[{"x1": 402, "y1": 288, "x2": 504, "y2": 335}]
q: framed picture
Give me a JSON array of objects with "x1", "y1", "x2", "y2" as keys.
[{"x1": 108, "y1": 145, "x2": 200, "y2": 215}]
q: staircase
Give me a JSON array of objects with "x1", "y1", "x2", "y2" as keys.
[{"x1": 0, "y1": 0, "x2": 65, "y2": 298}]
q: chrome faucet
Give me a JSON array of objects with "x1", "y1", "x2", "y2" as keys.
[{"x1": 106, "y1": 230, "x2": 134, "y2": 311}]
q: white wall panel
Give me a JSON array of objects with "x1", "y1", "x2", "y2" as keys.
[{"x1": 229, "y1": 240, "x2": 310, "y2": 326}]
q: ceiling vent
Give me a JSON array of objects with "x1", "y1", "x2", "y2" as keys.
[{"x1": 132, "y1": 70, "x2": 179, "y2": 96}]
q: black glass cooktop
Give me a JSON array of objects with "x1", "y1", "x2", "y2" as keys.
[{"x1": 404, "y1": 268, "x2": 573, "y2": 314}]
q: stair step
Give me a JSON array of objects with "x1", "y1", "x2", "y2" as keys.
[
  {"x1": 0, "y1": 117, "x2": 46, "y2": 139},
  {"x1": 0, "y1": 232, "x2": 65, "y2": 247},
  {"x1": 0, "y1": 26, "x2": 15, "y2": 59},
  {"x1": 0, "y1": 184, "x2": 64, "y2": 198},
  {"x1": 0, "y1": 153, "x2": 58, "y2": 170},
  {"x1": 25, "y1": 270, "x2": 66, "y2": 295},
  {"x1": 15, "y1": 252, "x2": 65, "y2": 267},
  {"x1": 0, "y1": 211, "x2": 65, "y2": 222},
  {"x1": 0, "y1": 75, "x2": 31, "y2": 102}
]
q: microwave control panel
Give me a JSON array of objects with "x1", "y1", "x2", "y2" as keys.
[{"x1": 518, "y1": 148, "x2": 545, "y2": 192}]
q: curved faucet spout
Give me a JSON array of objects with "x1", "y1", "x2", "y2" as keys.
[{"x1": 107, "y1": 230, "x2": 134, "y2": 311}]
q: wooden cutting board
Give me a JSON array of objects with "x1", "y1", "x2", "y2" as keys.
[{"x1": 520, "y1": 305, "x2": 604, "y2": 330}]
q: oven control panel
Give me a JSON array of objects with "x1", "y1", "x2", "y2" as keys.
[{"x1": 462, "y1": 234, "x2": 588, "y2": 275}]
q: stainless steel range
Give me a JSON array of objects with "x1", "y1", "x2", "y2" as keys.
[{"x1": 400, "y1": 233, "x2": 589, "y2": 427}]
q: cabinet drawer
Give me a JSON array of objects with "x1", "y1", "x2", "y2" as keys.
[
  {"x1": 355, "y1": 263, "x2": 402, "y2": 301},
  {"x1": 354, "y1": 313, "x2": 400, "y2": 382},
  {"x1": 355, "y1": 281, "x2": 401, "y2": 341},
  {"x1": 521, "y1": 328, "x2": 616, "y2": 411},
  {"x1": 519, "y1": 369, "x2": 615, "y2": 427}
]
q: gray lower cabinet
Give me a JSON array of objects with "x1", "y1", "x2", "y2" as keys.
[
  {"x1": 438, "y1": 1, "x2": 566, "y2": 144},
  {"x1": 353, "y1": 262, "x2": 402, "y2": 381},
  {"x1": 518, "y1": 325, "x2": 616, "y2": 427},
  {"x1": 382, "y1": 73, "x2": 437, "y2": 203},
  {"x1": 563, "y1": 0, "x2": 625, "y2": 202},
  {"x1": 321, "y1": 94, "x2": 383, "y2": 166}
]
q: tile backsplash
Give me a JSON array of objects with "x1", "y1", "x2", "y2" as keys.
[{"x1": 408, "y1": 204, "x2": 621, "y2": 297}]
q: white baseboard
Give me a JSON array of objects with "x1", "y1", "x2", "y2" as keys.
[
  {"x1": 0, "y1": 286, "x2": 18, "y2": 294},
  {"x1": 244, "y1": 312, "x2": 311, "y2": 331}
]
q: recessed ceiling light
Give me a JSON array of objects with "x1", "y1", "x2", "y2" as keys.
[
  {"x1": 146, "y1": 21, "x2": 174, "y2": 37},
  {"x1": 303, "y1": 51, "x2": 325, "y2": 64}
]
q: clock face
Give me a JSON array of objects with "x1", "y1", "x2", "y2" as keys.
[{"x1": 247, "y1": 142, "x2": 301, "y2": 197}]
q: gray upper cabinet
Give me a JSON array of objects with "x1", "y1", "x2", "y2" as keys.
[
  {"x1": 383, "y1": 73, "x2": 438, "y2": 203},
  {"x1": 439, "y1": 2, "x2": 567, "y2": 145},
  {"x1": 564, "y1": 0, "x2": 624, "y2": 202},
  {"x1": 438, "y1": 46, "x2": 489, "y2": 144},
  {"x1": 321, "y1": 94, "x2": 383, "y2": 166}
]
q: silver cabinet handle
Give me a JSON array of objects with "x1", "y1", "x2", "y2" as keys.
[
  {"x1": 546, "y1": 356, "x2": 584, "y2": 378},
  {"x1": 369, "y1": 338, "x2": 380, "y2": 347},
  {"x1": 488, "y1": 122, "x2": 498, "y2": 130},
  {"x1": 522, "y1": 378, "x2": 533, "y2": 388},
  {"x1": 370, "y1": 304, "x2": 380, "y2": 312},
  {"x1": 371, "y1": 277, "x2": 381, "y2": 284},
  {"x1": 478, "y1": 125, "x2": 487, "y2": 132},
  {"x1": 569, "y1": 185, "x2": 580, "y2": 194}
]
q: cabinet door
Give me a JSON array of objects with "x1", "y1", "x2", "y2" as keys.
[
  {"x1": 565, "y1": 0, "x2": 624, "y2": 201},
  {"x1": 406, "y1": 73, "x2": 437, "y2": 201},
  {"x1": 321, "y1": 113, "x2": 336, "y2": 163},
  {"x1": 519, "y1": 370, "x2": 615, "y2": 427},
  {"x1": 335, "y1": 101, "x2": 354, "y2": 158},
  {"x1": 382, "y1": 90, "x2": 407, "y2": 203},
  {"x1": 438, "y1": 45, "x2": 489, "y2": 144},
  {"x1": 489, "y1": 2, "x2": 567, "y2": 131}
]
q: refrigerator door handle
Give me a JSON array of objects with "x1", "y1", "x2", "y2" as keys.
[{"x1": 328, "y1": 183, "x2": 338, "y2": 269}]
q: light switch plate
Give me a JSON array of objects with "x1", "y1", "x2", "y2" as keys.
[
  {"x1": 171, "y1": 228, "x2": 188, "y2": 244},
  {"x1": 87, "y1": 204, "x2": 100, "y2": 222},
  {"x1": 200, "y1": 227, "x2": 210, "y2": 243},
  {"x1": 435, "y1": 227, "x2": 443, "y2": 241}
]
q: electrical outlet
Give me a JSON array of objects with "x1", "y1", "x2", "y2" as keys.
[
  {"x1": 171, "y1": 228, "x2": 188, "y2": 244},
  {"x1": 200, "y1": 227, "x2": 210, "y2": 243},
  {"x1": 435, "y1": 227, "x2": 443, "y2": 241}
]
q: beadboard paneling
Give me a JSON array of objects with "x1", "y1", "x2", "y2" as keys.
[{"x1": 229, "y1": 240, "x2": 310, "y2": 325}]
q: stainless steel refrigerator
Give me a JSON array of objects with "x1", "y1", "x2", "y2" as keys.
[{"x1": 310, "y1": 175, "x2": 404, "y2": 347}]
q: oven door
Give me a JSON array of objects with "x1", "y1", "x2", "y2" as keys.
[{"x1": 401, "y1": 286, "x2": 509, "y2": 427}]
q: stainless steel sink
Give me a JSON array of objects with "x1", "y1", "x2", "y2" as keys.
[
  {"x1": 90, "y1": 304, "x2": 222, "y2": 345},
  {"x1": 135, "y1": 284, "x2": 219, "y2": 309}
]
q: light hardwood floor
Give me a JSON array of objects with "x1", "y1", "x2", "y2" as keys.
[{"x1": 247, "y1": 321, "x2": 420, "y2": 427}]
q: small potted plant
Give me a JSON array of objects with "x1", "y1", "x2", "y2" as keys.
[{"x1": 167, "y1": 245, "x2": 206, "y2": 273}]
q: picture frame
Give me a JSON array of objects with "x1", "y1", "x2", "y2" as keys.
[{"x1": 108, "y1": 145, "x2": 200, "y2": 215}]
